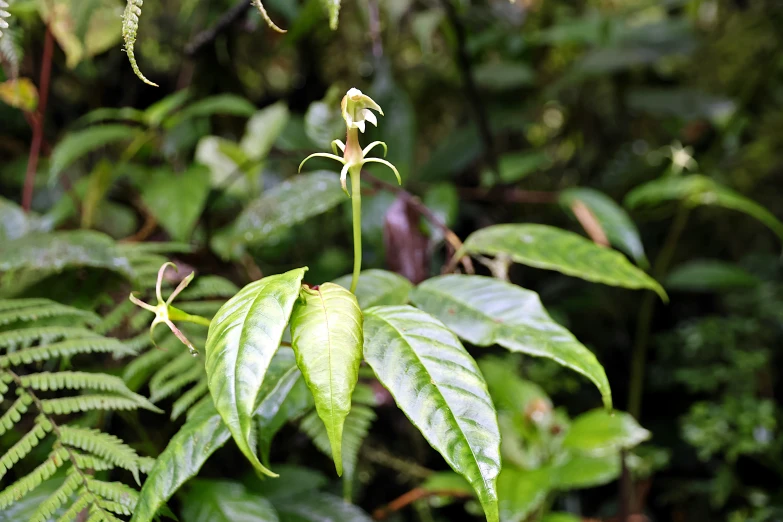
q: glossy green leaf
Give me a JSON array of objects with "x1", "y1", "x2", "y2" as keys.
[
  {"x1": 320, "y1": 0, "x2": 340, "y2": 29},
  {"x1": 560, "y1": 187, "x2": 648, "y2": 267},
  {"x1": 0, "y1": 230, "x2": 133, "y2": 279},
  {"x1": 625, "y1": 174, "x2": 783, "y2": 242},
  {"x1": 48, "y1": 124, "x2": 140, "y2": 182},
  {"x1": 333, "y1": 269, "x2": 413, "y2": 309},
  {"x1": 461, "y1": 224, "x2": 666, "y2": 300},
  {"x1": 212, "y1": 172, "x2": 345, "y2": 259},
  {"x1": 289, "y1": 283, "x2": 363, "y2": 475},
  {"x1": 182, "y1": 480, "x2": 279, "y2": 522},
  {"x1": 240, "y1": 102, "x2": 290, "y2": 162},
  {"x1": 552, "y1": 454, "x2": 619, "y2": 489},
  {"x1": 205, "y1": 268, "x2": 307, "y2": 477},
  {"x1": 498, "y1": 467, "x2": 551, "y2": 522},
  {"x1": 363, "y1": 305, "x2": 501, "y2": 522},
  {"x1": 257, "y1": 378, "x2": 313, "y2": 466},
  {"x1": 130, "y1": 399, "x2": 231, "y2": 522},
  {"x1": 170, "y1": 94, "x2": 256, "y2": 126},
  {"x1": 665, "y1": 260, "x2": 760, "y2": 292},
  {"x1": 140, "y1": 165, "x2": 211, "y2": 241},
  {"x1": 562, "y1": 409, "x2": 650, "y2": 455},
  {"x1": 411, "y1": 275, "x2": 612, "y2": 409}
]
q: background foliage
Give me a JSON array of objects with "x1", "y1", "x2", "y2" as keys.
[{"x1": 2, "y1": 0, "x2": 783, "y2": 521}]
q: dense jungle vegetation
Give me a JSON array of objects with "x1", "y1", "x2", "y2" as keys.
[{"x1": 1, "y1": 0, "x2": 783, "y2": 521}]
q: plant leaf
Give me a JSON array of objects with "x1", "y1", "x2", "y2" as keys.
[
  {"x1": 289, "y1": 283, "x2": 362, "y2": 476},
  {"x1": 560, "y1": 187, "x2": 648, "y2": 267},
  {"x1": 561, "y1": 409, "x2": 650, "y2": 456},
  {"x1": 461, "y1": 224, "x2": 666, "y2": 300},
  {"x1": 498, "y1": 467, "x2": 551, "y2": 522},
  {"x1": 168, "y1": 94, "x2": 256, "y2": 127},
  {"x1": 273, "y1": 492, "x2": 371, "y2": 522},
  {"x1": 130, "y1": 399, "x2": 231, "y2": 522},
  {"x1": 624, "y1": 174, "x2": 783, "y2": 242},
  {"x1": 240, "y1": 102, "x2": 290, "y2": 162},
  {"x1": 333, "y1": 269, "x2": 413, "y2": 309},
  {"x1": 0, "y1": 196, "x2": 50, "y2": 242},
  {"x1": 212, "y1": 172, "x2": 346, "y2": 259},
  {"x1": 204, "y1": 268, "x2": 307, "y2": 476},
  {"x1": 181, "y1": 480, "x2": 279, "y2": 522},
  {"x1": 665, "y1": 260, "x2": 760, "y2": 292},
  {"x1": 140, "y1": 165, "x2": 211, "y2": 241},
  {"x1": 551, "y1": 454, "x2": 619, "y2": 490},
  {"x1": 49, "y1": 124, "x2": 140, "y2": 182},
  {"x1": 363, "y1": 305, "x2": 501, "y2": 522},
  {"x1": 411, "y1": 275, "x2": 612, "y2": 409}
]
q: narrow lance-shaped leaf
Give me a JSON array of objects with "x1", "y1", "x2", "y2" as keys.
[
  {"x1": 49, "y1": 124, "x2": 140, "y2": 182},
  {"x1": 363, "y1": 305, "x2": 501, "y2": 522},
  {"x1": 560, "y1": 187, "x2": 649, "y2": 267},
  {"x1": 411, "y1": 275, "x2": 612, "y2": 409},
  {"x1": 461, "y1": 224, "x2": 666, "y2": 300},
  {"x1": 289, "y1": 283, "x2": 363, "y2": 476},
  {"x1": 204, "y1": 268, "x2": 307, "y2": 477}
]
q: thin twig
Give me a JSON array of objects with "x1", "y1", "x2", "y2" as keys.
[
  {"x1": 22, "y1": 26, "x2": 54, "y2": 212},
  {"x1": 373, "y1": 488, "x2": 473, "y2": 520},
  {"x1": 364, "y1": 173, "x2": 474, "y2": 274},
  {"x1": 185, "y1": 0, "x2": 252, "y2": 56},
  {"x1": 440, "y1": 0, "x2": 497, "y2": 172},
  {"x1": 571, "y1": 200, "x2": 609, "y2": 246}
]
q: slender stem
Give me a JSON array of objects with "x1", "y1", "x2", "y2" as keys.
[
  {"x1": 627, "y1": 205, "x2": 690, "y2": 418},
  {"x1": 350, "y1": 166, "x2": 363, "y2": 294},
  {"x1": 168, "y1": 306, "x2": 212, "y2": 327}
]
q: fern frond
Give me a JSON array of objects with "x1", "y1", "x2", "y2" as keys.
[
  {"x1": 122, "y1": 331, "x2": 153, "y2": 353},
  {"x1": 0, "y1": 300, "x2": 98, "y2": 326},
  {"x1": 174, "y1": 300, "x2": 224, "y2": 317},
  {"x1": 56, "y1": 490, "x2": 91, "y2": 522},
  {"x1": 0, "y1": 391, "x2": 32, "y2": 436},
  {"x1": 170, "y1": 378, "x2": 208, "y2": 420},
  {"x1": 122, "y1": 343, "x2": 177, "y2": 389},
  {"x1": 41, "y1": 394, "x2": 149, "y2": 415},
  {"x1": 0, "y1": 337, "x2": 136, "y2": 368},
  {"x1": 122, "y1": 0, "x2": 158, "y2": 86},
  {"x1": 0, "y1": 20, "x2": 20, "y2": 80},
  {"x1": 148, "y1": 350, "x2": 198, "y2": 391},
  {"x1": 0, "y1": 326, "x2": 101, "y2": 350},
  {"x1": 0, "y1": 447, "x2": 69, "y2": 510},
  {"x1": 28, "y1": 470, "x2": 82, "y2": 522},
  {"x1": 94, "y1": 299, "x2": 135, "y2": 335},
  {"x1": 58, "y1": 425, "x2": 143, "y2": 484},
  {"x1": 129, "y1": 308, "x2": 153, "y2": 331},
  {"x1": 149, "y1": 363, "x2": 203, "y2": 403},
  {"x1": 86, "y1": 505, "x2": 125, "y2": 522},
  {"x1": 87, "y1": 478, "x2": 139, "y2": 510},
  {"x1": 0, "y1": 416, "x2": 52, "y2": 480}
]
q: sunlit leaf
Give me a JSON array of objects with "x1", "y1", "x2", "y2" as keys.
[
  {"x1": 40, "y1": 0, "x2": 122, "y2": 68},
  {"x1": 212, "y1": 172, "x2": 345, "y2": 259},
  {"x1": 169, "y1": 95, "x2": 256, "y2": 127},
  {"x1": 625, "y1": 174, "x2": 783, "y2": 243},
  {"x1": 561, "y1": 409, "x2": 650, "y2": 456},
  {"x1": 140, "y1": 165, "x2": 211, "y2": 241},
  {"x1": 665, "y1": 260, "x2": 760, "y2": 292},
  {"x1": 363, "y1": 305, "x2": 501, "y2": 522},
  {"x1": 240, "y1": 102, "x2": 290, "y2": 162},
  {"x1": 290, "y1": 283, "x2": 363, "y2": 475},
  {"x1": 204, "y1": 268, "x2": 307, "y2": 477},
  {"x1": 49, "y1": 124, "x2": 140, "y2": 182},
  {"x1": 551, "y1": 454, "x2": 619, "y2": 489},
  {"x1": 461, "y1": 224, "x2": 666, "y2": 299},
  {"x1": 412, "y1": 275, "x2": 611, "y2": 408},
  {"x1": 0, "y1": 78, "x2": 37, "y2": 111},
  {"x1": 498, "y1": 467, "x2": 550, "y2": 522},
  {"x1": 560, "y1": 187, "x2": 648, "y2": 267},
  {"x1": 333, "y1": 269, "x2": 413, "y2": 309}
]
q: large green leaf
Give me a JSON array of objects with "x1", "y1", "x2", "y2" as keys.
[
  {"x1": 289, "y1": 283, "x2": 363, "y2": 475},
  {"x1": 130, "y1": 399, "x2": 231, "y2": 522},
  {"x1": 560, "y1": 187, "x2": 648, "y2": 267},
  {"x1": 461, "y1": 224, "x2": 665, "y2": 299},
  {"x1": 498, "y1": 468, "x2": 551, "y2": 522},
  {"x1": 48, "y1": 124, "x2": 140, "y2": 181},
  {"x1": 205, "y1": 268, "x2": 307, "y2": 477},
  {"x1": 212, "y1": 172, "x2": 345, "y2": 259},
  {"x1": 0, "y1": 230, "x2": 133, "y2": 278},
  {"x1": 363, "y1": 305, "x2": 501, "y2": 522},
  {"x1": 257, "y1": 378, "x2": 313, "y2": 466},
  {"x1": 240, "y1": 102, "x2": 290, "y2": 162},
  {"x1": 333, "y1": 269, "x2": 412, "y2": 309},
  {"x1": 551, "y1": 454, "x2": 619, "y2": 489},
  {"x1": 181, "y1": 480, "x2": 279, "y2": 522},
  {"x1": 562, "y1": 409, "x2": 650, "y2": 455},
  {"x1": 625, "y1": 174, "x2": 783, "y2": 242},
  {"x1": 139, "y1": 165, "x2": 211, "y2": 242},
  {"x1": 411, "y1": 275, "x2": 612, "y2": 409},
  {"x1": 169, "y1": 94, "x2": 257, "y2": 127},
  {"x1": 0, "y1": 196, "x2": 50, "y2": 241},
  {"x1": 665, "y1": 260, "x2": 760, "y2": 292}
]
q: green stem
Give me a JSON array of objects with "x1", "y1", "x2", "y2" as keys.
[
  {"x1": 349, "y1": 165, "x2": 363, "y2": 294},
  {"x1": 627, "y1": 204, "x2": 690, "y2": 418},
  {"x1": 168, "y1": 306, "x2": 212, "y2": 327}
]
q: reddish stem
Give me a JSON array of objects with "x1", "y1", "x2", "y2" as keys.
[{"x1": 22, "y1": 26, "x2": 54, "y2": 212}]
